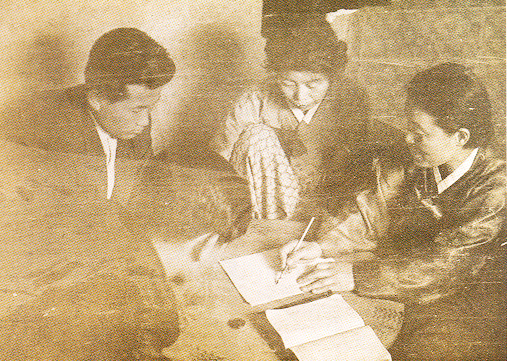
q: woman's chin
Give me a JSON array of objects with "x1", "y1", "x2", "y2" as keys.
[{"x1": 411, "y1": 154, "x2": 431, "y2": 168}]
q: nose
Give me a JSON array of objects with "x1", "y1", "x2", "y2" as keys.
[
  {"x1": 137, "y1": 111, "x2": 151, "y2": 127},
  {"x1": 294, "y1": 85, "x2": 310, "y2": 103}
]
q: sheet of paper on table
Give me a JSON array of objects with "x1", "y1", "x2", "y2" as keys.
[
  {"x1": 266, "y1": 294, "x2": 391, "y2": 361},
  {"x1": 219, "y1": 248, "x2": 349, "y2": 306},
  {"x1": 265, "y1": 294, "x2": 364, "y2": 348},
  {"x1": 291, "y1": 325, "x2": 391, "y2": 361}
]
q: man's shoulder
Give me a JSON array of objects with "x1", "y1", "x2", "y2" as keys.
[
  {"x1": 9, "y1": 85, "x2": 87, "y2": 117},
  {"x1": 0, "y1": 85, "x2": 96, "y2": 153},
  {"x1": 30, "y1": 85, "x2": 89, "y2": 124}
]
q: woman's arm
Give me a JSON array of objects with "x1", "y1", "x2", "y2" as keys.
[
  {"x1": 353, "y1": 170, "x2": 505, "y2": 304},
  {"x1": 210, "y1": 89, "x2": 264, "y2": 161},
  {"x1": 283, "y1": 161, "x2": 505, "y2": 303}
]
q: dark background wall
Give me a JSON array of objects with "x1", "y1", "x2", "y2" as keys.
[
  {"x1": 0, "y1": 0, "x2": 504, "y2": 155},
  {"x1": 341, "y1": 1, "x2": 505, "y2": 155}
]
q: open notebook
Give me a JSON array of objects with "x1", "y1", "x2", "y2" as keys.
[
  {"x1": 219, "y1": 248, "x2": 352, "y2": 306},
  {"x1": 266, "y1": 294, "x2": 392, "y2": 361}
]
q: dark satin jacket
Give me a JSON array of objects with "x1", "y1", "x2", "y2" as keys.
[{"x1": 353, "y1": 149, "x2": 506, "y2": 304}]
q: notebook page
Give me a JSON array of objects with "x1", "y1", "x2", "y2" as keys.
[
  {"x1": 291, "y1": 325, "x2": 392, "y2": 361},
  {"x1": 219, "y1": 248, "x2": 329, "y2": 306},
  {"x1": 265, "y1": 294, "x2": 365, "y2": 349}
]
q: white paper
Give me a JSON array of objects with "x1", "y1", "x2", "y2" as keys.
[
  {"x1": 265, "y1": 294, "x2": 365, "y2": 349},
  {"x1": 219, "y1": 248, "x2": 327, "y2": 306},
  {"x1": 291, "y1": 325, "x2": 392, "y2": 361}
]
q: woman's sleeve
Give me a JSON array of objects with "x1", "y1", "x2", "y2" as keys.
[
  {"x1": 353, "y1": 170, "x2": 506, "y2": 304},
  {"x1": 318, "y1": 160, "x2": 406, "y2": 255},
  {"x1": 211, "y1": 90, "x2": 264, "y2": 161}
]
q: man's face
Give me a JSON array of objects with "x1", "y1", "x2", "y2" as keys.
[
  {"x1": 91, "y1": 84, "x2": 161, "y2": 140},
  {"x1": 277, "y1": 70, "x2": 330, "y2": 112},
  {"x1": 405, "y1": 108, "x2": 462, "y2": 167}
]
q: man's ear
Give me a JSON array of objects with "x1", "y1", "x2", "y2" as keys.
[
  {"x1": 87, "y1": 90, "x2": 104, "y2": 112},
  {"x1": 456, "y1": 128, "x2": 471, "y2": 147}
]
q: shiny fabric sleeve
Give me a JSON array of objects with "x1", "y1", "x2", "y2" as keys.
[{"x1": 353, "y1": 162, "x2": 506, "y2": 304}]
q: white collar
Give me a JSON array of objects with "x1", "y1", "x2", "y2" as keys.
[
  {"x1": 94, "y1": 122, "x2": 118, "y2": 199},
  {"x1": 95, "y1": 123, "x2": 116, "y2": 159},
  {"x1": 433, "y1": 148, "x2": 478, "y2": 194},
  {"x1": 290, "y1": 102, "x2": 321, "y2": 124}
]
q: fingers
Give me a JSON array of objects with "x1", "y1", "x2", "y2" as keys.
[
  {"x1": 301, "y1": 277, "x2": 355, "y2": 294},
  {"x1": 297, "y1": 265, "x2": 336, "y2": 285},
  {"x1": 279, "y1": 239, "x2": 299, "y2": 268},
  {"x1": 301, "y1": 279, "x2": 337, "y2": 294},
  {"x1": 297, "y1": 261, "x2": 355, "y2": 293},
  {"x1": 279, "y1": 241, "x2": 322, "y2": 268},
  {"x1": 287, "y1": 242, "x2": 322, "y2": 265}
]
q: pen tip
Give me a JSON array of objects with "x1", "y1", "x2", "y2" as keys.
[{"x1": 275, "y1": 272, "x2": 282, "y2": 284}]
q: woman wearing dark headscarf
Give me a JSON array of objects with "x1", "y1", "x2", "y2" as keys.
[{"x1": 212, "y1": 16, "x2": 370, "y2": 220}]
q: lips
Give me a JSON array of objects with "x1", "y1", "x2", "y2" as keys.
[{"x1": 293, "y1": 102, "x2": 314, "y2": 111}]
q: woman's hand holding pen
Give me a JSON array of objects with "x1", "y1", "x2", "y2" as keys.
[
  {"x1": 279, "y1": 240, "x2": 355, "y2": 294},
  {"x1": 279, "y1": 240, "x2": 322, "y2": 271}
]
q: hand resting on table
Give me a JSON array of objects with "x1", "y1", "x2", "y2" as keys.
[{"x1": 279, "y1": 240, "x2": 355, "y2": 294}]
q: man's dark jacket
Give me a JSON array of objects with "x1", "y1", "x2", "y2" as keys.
[{"x1": 0, "y1": 87, "x2": 251, "y2": 360}]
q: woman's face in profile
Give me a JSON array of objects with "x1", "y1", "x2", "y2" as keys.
[
  {"x1": 405, "y1": 108, "x2": 462, "y2": 168},
  {"x1": 277, "y1": 70, "x2": 330, "y2": 112}
]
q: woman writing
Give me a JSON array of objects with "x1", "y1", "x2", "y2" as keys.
[{"x1": 280, "y1": 62, "x2": 506, "y2": 360}]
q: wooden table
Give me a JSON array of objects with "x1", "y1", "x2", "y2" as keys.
[
  {"x1": 0, "y1": 140, "x2": 402, "y2": 360},
  {"x1": 160, "y1": 219, "x2": 404, "y2": 361}
]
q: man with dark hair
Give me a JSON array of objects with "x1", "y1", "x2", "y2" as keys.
[
  {"x1": 0, "y1": 28, "x2": 182, "y2": 361},
  {"x1": 3, "y1": 27, "x2": 176, "y2": 199}
]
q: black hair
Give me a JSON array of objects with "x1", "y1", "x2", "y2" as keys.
[
  {"x1": 406, "y1": 62, "x2": 493, "y2": 148},
  {"x1": 85, "y1": 27, "x2": 175, "y2": 103}
]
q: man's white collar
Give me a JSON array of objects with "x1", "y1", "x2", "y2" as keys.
[{"x1": 94, "y1": 122, "x2": 118, "y2": 199}]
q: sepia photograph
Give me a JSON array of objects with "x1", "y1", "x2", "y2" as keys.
[{"x1": 0, "y1": 0, "x2": 505, "y2": 360}]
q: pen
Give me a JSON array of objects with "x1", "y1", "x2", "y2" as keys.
[{"x1": 275, "y1": 217, "x2": 315, "y2": 284}]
